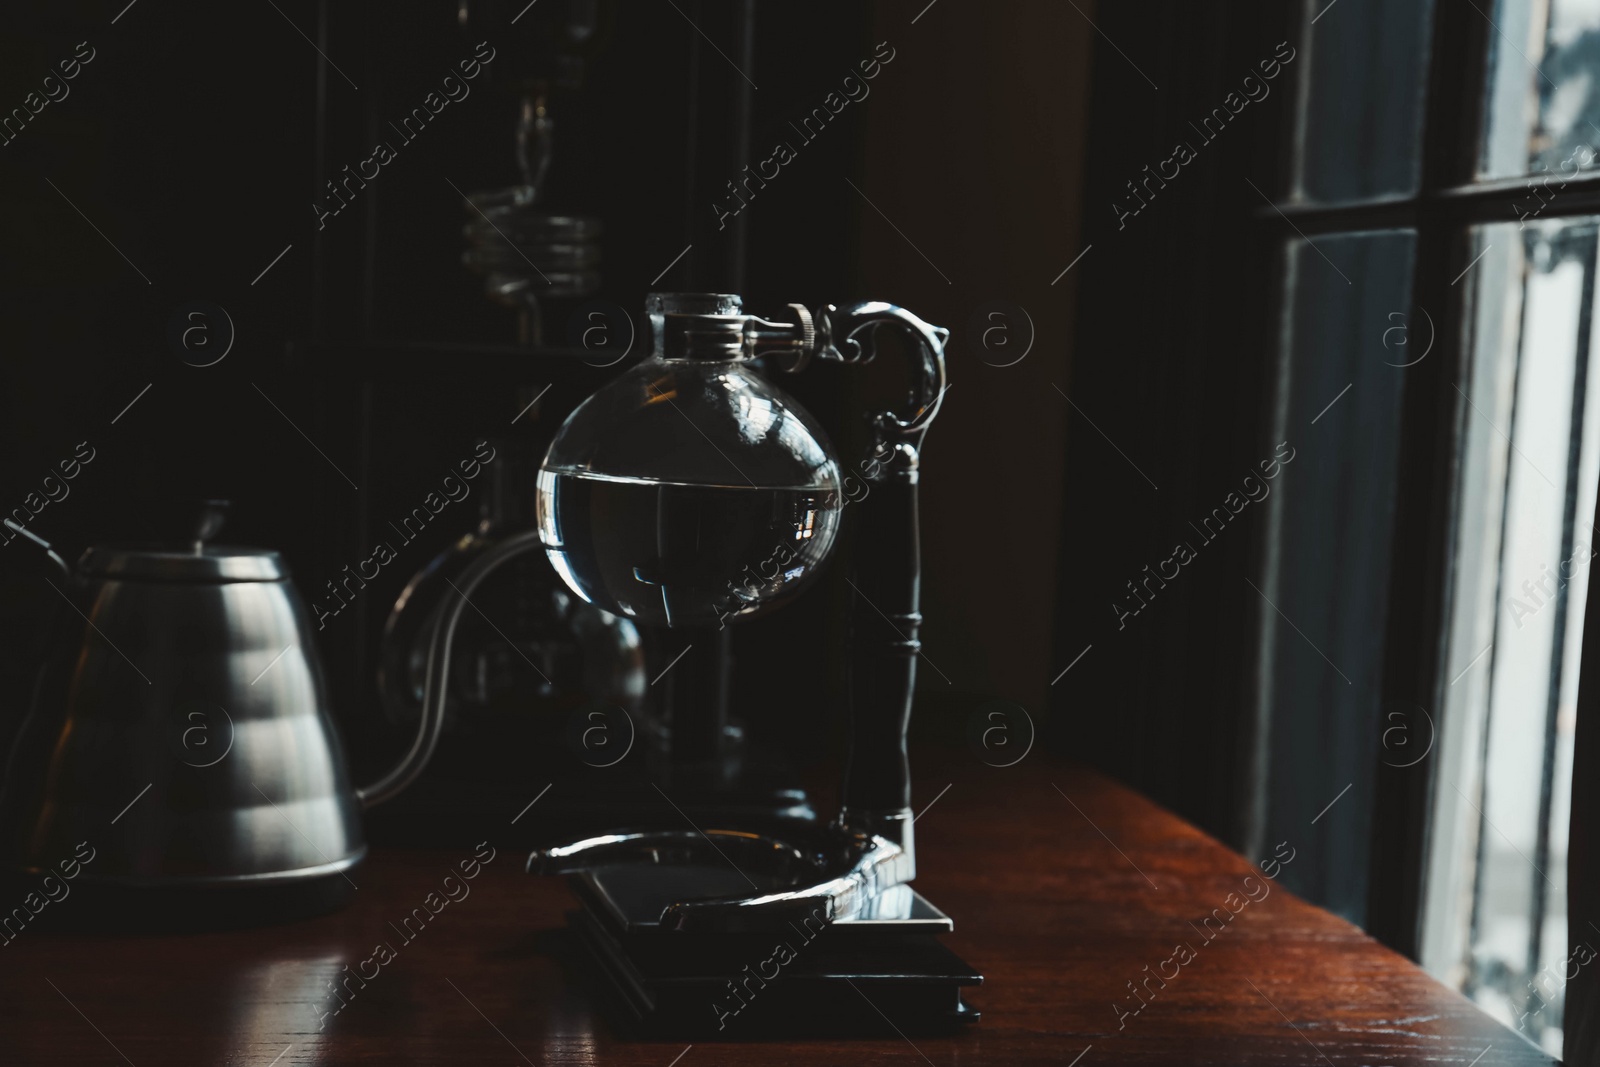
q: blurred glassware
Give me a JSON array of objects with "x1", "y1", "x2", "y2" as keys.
[
  {"x1": 461, "y1": 87, "x2": 602, "y2": 344},
  {"x1": 377, "y1": 429, "x2": 646, "y2": 749}
]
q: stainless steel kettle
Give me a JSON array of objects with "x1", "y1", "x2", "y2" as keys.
[{"x1": 0, "y1": 516, "x2": 428, "y2": 920}]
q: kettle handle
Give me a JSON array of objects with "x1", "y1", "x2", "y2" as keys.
[
  {"x1": 356, "y1": 528, "x2": 548, "y2": 808},
  {"x1": 2, "y1": 519, "x2": 72, "y2": 579}
]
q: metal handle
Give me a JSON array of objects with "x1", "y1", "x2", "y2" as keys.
[
  {"x1": 827, "y1": 303, "x2": 946, "y2": 854},
  {"x1": 765, "y1": 301, "x2": 948, "y2": 847},
  {"x1": 357, "y1": 528, "x2": 547, "y2": 808},
  {"x1": 749, "y1": 301, "x2": 950, "y2": 450},
  {"x1": 816, "y1": 302, "x2": 949, "y2": 448}
]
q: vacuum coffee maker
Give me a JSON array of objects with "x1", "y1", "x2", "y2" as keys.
[{"x1": 406, "y1": 292, "x2": 980, "y2": 1032}]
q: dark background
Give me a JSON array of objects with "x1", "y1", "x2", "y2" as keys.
[
  {"x1": 0, "y1": 1, "x2": 1093, "y2": 826},
  {"x1": 0, "y1": 0, "x2": 1396, "y2": 952}
]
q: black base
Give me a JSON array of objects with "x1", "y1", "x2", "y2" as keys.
[
  {"x1": 564, "y1": 870, "x2": 981, "y2": 1038},
  {"x1": 0, "y1": 862, "x2": 360, "y2": 935}
]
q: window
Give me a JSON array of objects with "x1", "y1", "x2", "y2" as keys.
[
  {"x1": 1422, "y1": 218, "x2": 1600, "y2": 1054},
  {"x1": 1256, "y1": 0, "x2": 1600, "y2": 1055},
  {"x1": 1253, "y1": 230, "x2": 1416, "y2": 926}
]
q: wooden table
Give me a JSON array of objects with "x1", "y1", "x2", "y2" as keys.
[{"x1": 0, "y1": 759, "x2": 1548, "y2": 1066}]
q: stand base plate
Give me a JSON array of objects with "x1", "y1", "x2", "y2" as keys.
[{"x1": 565, "y1": 869, "x2": 982, "y2": 1037}]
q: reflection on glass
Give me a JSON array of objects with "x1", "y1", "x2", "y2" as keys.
[
  {"x1": 1253, "y1": 230, "x2": 1415, "y2": 923},
  {"x1": 1291, "y1": 0, "x2": 1435, "y2": 204},
  {"x1": 1422, "y1": 218, "x2": 1600, "y2": 1057},
  {"x1": 1481, "y1": 0, "x2": 1600, "y2": 179}
]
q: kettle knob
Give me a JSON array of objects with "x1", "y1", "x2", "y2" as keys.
[{"x1": 192, "y1": 499, "x2": 230, "y2": 553}]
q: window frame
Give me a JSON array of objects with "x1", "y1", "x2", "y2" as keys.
[{"x1": 1262, "y1": 0, "x2": 1596, "y2": 996}]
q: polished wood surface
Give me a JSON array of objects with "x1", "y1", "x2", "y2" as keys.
[{"x1": 0, "y1": 759, "x2": 1546, "y2": 1066}]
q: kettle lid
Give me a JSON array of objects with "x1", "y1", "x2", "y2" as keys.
[{"x1": 79, "y1": 544, "x2": 286, "y2": 583}]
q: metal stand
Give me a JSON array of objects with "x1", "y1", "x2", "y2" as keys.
[{"x1": 525, "y1": 299, "x2": 980, "y2": 1035}]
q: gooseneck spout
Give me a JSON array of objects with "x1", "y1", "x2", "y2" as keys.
[{"x1": 357, "y1": 528, "x2": 549, "y2": 808}]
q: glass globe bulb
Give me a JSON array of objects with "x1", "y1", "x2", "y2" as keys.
[{"x1": 537, "y1": 294, "x2": 843, "y2": 628}]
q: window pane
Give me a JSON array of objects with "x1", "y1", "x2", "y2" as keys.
[
  {"x1": 1480, "y1": 0, "x2": 1600, "y2": 178},
  {"x1": 1255, "y1": 230, "x2": 1416, "y2": 923},
  {"x1": 1290, "y1": 0, "x2": 1434, "y2": 204},
  {"x1": 1422, "y1": 218, "x2": 1600, "y2": 1058}
]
